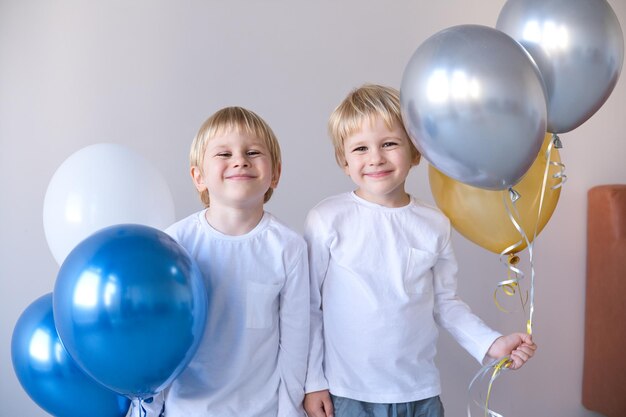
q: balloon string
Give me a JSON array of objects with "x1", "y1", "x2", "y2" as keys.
[
  {"x1": 493, "y1": 254, "x2": 528, "y2": 314},
  {"x1": 131, "y1": 398, "x2": 148, "y2": 417},
  {"x1": 470, "y1": 134, "x2": 568, "y2": 417},
  {"x1": 523, "y1": 132, "x2": 566, "y2": 334},
  {"x1": 494, "y1": 190, "x2": 527, "y2": 317},
  {"x1": 504, "y1": 188, "x2": 535, "y2": 335},
  {"x1": 469, "y1": 190, "x2": 533, "y2": 417},
  {"x1": 534, "y1": 139, "x2": 553, "y2": 244},
  {"x1": 502, "y1": 133, "x2": 566, "y2": 335},
  {"x1": 522, "y1": 138, "x2": 556, "y2": 335},
  {"x1": 523, "y1": 131, "x2": 565, "y2": 335},
  {"x1": 467, "y1": 357, "x2": 512, "y2": 417}
]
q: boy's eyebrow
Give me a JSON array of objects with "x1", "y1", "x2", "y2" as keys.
[
  {"x1": 344, "y1": 137, "x2": 366, "y2": 147},
  {"x1": 381, "y1": 131, "x2": 411, "y2": 141},
  {"x1": 207, "y1": 139, "x2": 267, "y2": 149},
  {"x1": 346, "y1": 134, "x2": 406, "y2": 145},
  {"x1": 205, "y1": 144, "x2": 231, "y2": 152}
]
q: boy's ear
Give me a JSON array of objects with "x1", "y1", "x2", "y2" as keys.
[
  {"x1": 342, "y1": 160, "x2": 350, "y2": 176},
  {"x1": 412, "y1": 153, "x2": 421, "y2": 166},
  {"x1": 190, "y1": 166, "x2": 207, "y2": 192},
  {"x1": 271, "y1": 163, "x2": 282, "y2": 188}
]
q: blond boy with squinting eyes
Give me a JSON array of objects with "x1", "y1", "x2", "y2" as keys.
[
  {"x1": 140, "y1": 107, "x2": 309, "y2": 417},
  {"x1": 303, "y1": 85, "x2": 536, "y2": 417}
]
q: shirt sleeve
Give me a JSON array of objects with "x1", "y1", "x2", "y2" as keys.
[
  {"x1": 303, "y1": 209, "x2": 331, "y2": 393},
  {"x1": 432, "y1": 224, "x2": 502, "y2": 363},
  {"x1": 277, "y1": 241, "x2": 310, "y2": 417}
]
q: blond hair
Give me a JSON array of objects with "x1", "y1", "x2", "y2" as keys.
[
  {"x1": 328, "y1": 84, "x2": 420, "y2": 167},
  {"x1": 190, "y1": 106, "x2": 282, "y2": 207}
]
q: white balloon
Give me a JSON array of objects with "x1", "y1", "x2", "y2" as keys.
[{"x1": 43, "y1": 143, "x2": 176, "y2": 265}]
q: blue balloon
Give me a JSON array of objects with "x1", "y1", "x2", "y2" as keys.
[
  {"x1": 53, "y1": 224, "x2": 208, "y2": 399},
  {"x1": 11, "y1": 293, "x2": 130, "y2": 417}
]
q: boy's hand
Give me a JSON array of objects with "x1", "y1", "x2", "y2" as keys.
[
  {"x1": 304, "y1": 389, "x2": 334, "y2": 417},
  {"x1": 487, "y1": 332, "x2": 537, "y2": 370}
]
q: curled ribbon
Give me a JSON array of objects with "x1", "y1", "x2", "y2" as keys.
[
  {"x1": 468, "y1": 133, "x2": 567, "y2": 416},
  {"x1": 468, "y1": 188, "x2": 534, "y2": 417},
  {"x1": 493, "y1": 253, "x2": 528, "y2": 315},
  {"x1": 467, "y1": 357, "x2": 512, "y2": 417},
  {"x1": 505, "y1": 187, "x2": 535, "y2": 335},
  {"x1": 468, "y1": 188, "x2": 532, "y2": 417}
]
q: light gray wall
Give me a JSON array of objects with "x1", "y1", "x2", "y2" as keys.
[{"x1": 1, "y1": 1, "x2": 623, "y2": 416}]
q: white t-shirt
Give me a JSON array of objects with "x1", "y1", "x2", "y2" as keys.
[
  {"x1": 151, "y1": 210, "x2": 309, "y2": 417},
  {"x1": 304, "y1": 192, "x2": 501, "y2": 403}
]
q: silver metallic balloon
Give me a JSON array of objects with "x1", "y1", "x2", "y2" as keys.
[
  {"x1": 497, "y1": 0, "x2": 624, "y2": 134},
  {"x1": 401, "y1": 24, "x2": 547, "y2": 190}
]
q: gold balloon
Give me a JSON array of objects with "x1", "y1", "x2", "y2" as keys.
[{"x1": 429, "y1": 134, "x2": 561, "y2": 254}]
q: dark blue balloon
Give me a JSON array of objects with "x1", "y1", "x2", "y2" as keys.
[
  {"x1": 53, "y1": 224, "x2": 208, "y2": 399},
  {"x1": 11, "y1": 293, "x2": 130, "y2": 417}
]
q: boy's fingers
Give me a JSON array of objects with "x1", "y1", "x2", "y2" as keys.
[
  {"x1": 522, "y1": 343, "x2": 537, "y2": 351},
  {"x1": 510, "y1": 347, "x2": 534, "y2": 368},
  {"x1": 306, "y1": 405, "x2": 327, "y2": 417},
  {"x1": 521, "y1": 334, "x2": 537, "y2": 348},
  {"x1": 513, "y1": 350, "x2": 529, "y2": 362},
  {"x1": 509, "y1": 354, "x2": 524, "y2": 369},
  {"x1": 323, "y1": 398, "x2": 334, "y2": 417},
  {"x1": 304, "y1": 391, "x2": 334, "y2": 417},
  {"x1": 517, "y1": 344, "x2": 536, "y2": 357}
]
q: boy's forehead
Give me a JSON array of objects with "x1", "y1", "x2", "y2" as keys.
[
  {"x1": 344, "y1": 117, "x2": 405, "y2": 141},
  {"x1": 346, "y1": 113, "x2": 396, "y2": 132},
  {"x1": 207, "y1": 129, "x2": 265, "y2": 147}
]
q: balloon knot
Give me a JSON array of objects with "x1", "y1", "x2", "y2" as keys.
[{"x1": 508, "y1": 188, "x2": 521, "y2": 203}]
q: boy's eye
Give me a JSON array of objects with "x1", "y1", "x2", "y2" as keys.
[
  {"x1": 352, "y1": 146, "x2": 368, "y2": 152},
  {"x1": 246, "y1": 150, "x2": 261, "y2": 156},
  {"x1": 216, "y1": 152, "x2": 232, "y2": 158},
  {"x1": 382, "y1": 141, "x2": 398, "y2": 148}
]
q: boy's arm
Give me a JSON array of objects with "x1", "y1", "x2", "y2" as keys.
[
  {"x1": 432, "y1": 228, "x2": 503, "y2": 363},
  {"x1": 303, "y1": 210, "x2": 331, "y2": 394},
  {"x1": 277, "y1": 241, "x2": 310, "y2": 417},
  {"x1": 433, "y1": 233, "x2": 537, "y2": 368}
]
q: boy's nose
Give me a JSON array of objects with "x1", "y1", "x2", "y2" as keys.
[
  {"x1": 233, "y1": 155, "x2": 250, "y2": 168},
  {"x1": 368, "y1": 150, "x2": 385, "y2": 165}
]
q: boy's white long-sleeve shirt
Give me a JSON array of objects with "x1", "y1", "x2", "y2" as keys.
[
  {"x1": 304, "y1": 192, "x2": 501, "y2": 403},
  {"x1": 153, "y1": 210, "x2": 309, "y2": 417}
]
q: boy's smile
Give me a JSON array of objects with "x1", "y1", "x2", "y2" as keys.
[
  {"x1": 363, "y1": 169, "x2": 393, "y2": 178},
  {"x1": 224, "y1": 171, "x2": 259, "y2": 182},
  {"x1": 342, "y1": 117, "x2": 418, "y2": 208}
]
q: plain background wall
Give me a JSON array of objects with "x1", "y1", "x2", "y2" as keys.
[{"x1": 1, "y1": 1, "x2": 624, "y2": 416}]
